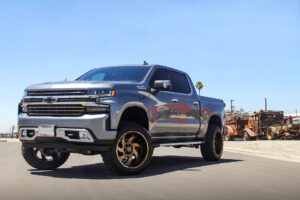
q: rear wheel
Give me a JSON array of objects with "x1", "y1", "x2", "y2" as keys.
[
  {"x1": 101, "y1": 122, "x2": 153, "y2": 175},
  {"x1": 201, "y1": 125, "x2": 223, "y2": 161},
  {"x1": 267, "y1": 128, "x2": 278, "y2": 140},
  {"x1": 243, "y1": 131, "x2": 253, "y2": 141},
  {"x1": 225, "y1": 133, "x2": 234, "y2": 141},
  {"x1": 22, "y1": 145, "x2": 70, "y2": 170}
]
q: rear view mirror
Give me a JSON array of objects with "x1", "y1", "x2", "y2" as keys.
[{"x1": 154, "y1": 80, "x2": 172, "y2": 90}]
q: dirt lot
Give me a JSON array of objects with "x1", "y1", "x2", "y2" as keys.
[{"x1": 225, "y1": 141, "x2": 300, "y2": 163}]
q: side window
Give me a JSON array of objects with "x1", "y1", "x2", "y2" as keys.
[
  {"x1": 168, "y1": 71, "x2": 191, "y2": 94},
  {"x1": 150, "y1": 69, "x2": 170, "y2": 88}
]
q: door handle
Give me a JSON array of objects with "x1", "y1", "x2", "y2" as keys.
[
  {"x1": 172, "y1": 98, "x2": 179, "y2": 103},
  {"x1": 193, "y1": 101, "x2": 199, "y2": 105}
]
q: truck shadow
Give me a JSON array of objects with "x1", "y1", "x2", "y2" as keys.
[{"x1": 30, "y1": 156, "x2": 242, "y2": 179}]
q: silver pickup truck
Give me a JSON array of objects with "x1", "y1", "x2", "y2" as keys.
[{"x1": 18, "y1": 64, "x2": 225, "y2": 175}]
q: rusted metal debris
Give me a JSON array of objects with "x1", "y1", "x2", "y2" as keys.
[{"x1": 225, "y1": 110, "x2": 300, "y2": 141}]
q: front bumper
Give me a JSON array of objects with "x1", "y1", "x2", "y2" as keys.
[{"x1": 18, "y1": 113, "x2": 117, "y2": 142}]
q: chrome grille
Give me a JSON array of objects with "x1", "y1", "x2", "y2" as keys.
[
  {"x1": 58, "y1": 98, "x2": 96, "y2": 102},
  {"x1": 27, "y1": 104, "x2": 85, "y2": 116},
  {"x1": 24, "y1": 98, "x2": 44, "y2": 103},
  {"x1": 27, "y1": 90, "x2": 87, "y2": 96}
]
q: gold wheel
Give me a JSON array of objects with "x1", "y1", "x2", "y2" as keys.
[{"x1": 115, "y1": 131, "x2": 149, "y2": 169}]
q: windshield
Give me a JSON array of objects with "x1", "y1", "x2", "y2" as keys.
[{"x1": 77, "y1": 66, "x2": 151, "y2": 83}]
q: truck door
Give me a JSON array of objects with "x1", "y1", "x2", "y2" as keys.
[
  {"x1": 167, "y1": 70, "x2": 200, "y2": 136},
  {"x1": 149, "y1": 68, "x2": 178, "y2": 135}
]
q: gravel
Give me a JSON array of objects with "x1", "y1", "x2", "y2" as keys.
[{"x1": 225, "y1": 141, "x2": 300, "y2": 163}]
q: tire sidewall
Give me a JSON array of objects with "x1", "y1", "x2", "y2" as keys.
[
  {"x1": 211, "y1": 126, "x2": 223, "y2": 159},
  {"x1": 22, "y1": 145, "x2": 70, "y2": 170},
  {"x1": 110, "y1": 123, "x2": 153, "y2": 174}
]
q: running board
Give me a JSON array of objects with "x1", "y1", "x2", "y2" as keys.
[{"x1": 155, "y1": 141, "x2": 205, "y2": 147}]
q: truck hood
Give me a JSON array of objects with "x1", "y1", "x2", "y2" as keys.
[{"x1": 26, "y1": 81, "x2": 139, "y2": 91}]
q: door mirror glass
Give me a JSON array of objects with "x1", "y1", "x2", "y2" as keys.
[{"x1": 154, "y1": 80, "x2": 172, "y2": 90}]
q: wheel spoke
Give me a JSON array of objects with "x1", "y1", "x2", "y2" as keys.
[
  {"x1": 34, "y1": 148, "x2": 39, "y2": 154},
  {"x1": 117, "y1": 145, "x2": 124, "y2": 153},
  {"x1": 127, "y1": 135, "x2": 136, "y2": 143},
  {"x1": 121, "y1": 137, "x2": 126, "y2": 147},
  {"x1": 41, "y1": 154, "x2": 47, "y2": 161},
  {"x1": 125, "y1": 156, "x2": 134, "y2": 165},
  {"x1": 119, "y1": 155, "x2": 126, "y2": 161},
  {"x1": 132, "y1": 143, "x2": 141, "y2": 149},
  {"x1": 115, "y1": 130, "x2": 149, "y2": 169},
  {"x1": 133, "y1": 149, "x2": 139, "y2": 161}
]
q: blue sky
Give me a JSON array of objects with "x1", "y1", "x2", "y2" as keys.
[{"x1": 0, "y1": 0, "x2": 299, "y2": 132}]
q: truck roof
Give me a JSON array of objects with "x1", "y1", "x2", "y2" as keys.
[{"x1": 94, "y1": 64, "x2": 189, "y2": 76}]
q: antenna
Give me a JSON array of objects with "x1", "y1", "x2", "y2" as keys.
[{"x1": 230, "y1": 100, "x2": 235, "y2": 114}]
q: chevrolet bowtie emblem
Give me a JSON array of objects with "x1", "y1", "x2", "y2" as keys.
[{"x1": 44, "y1": 97, "x2": 56, "y2": 103}]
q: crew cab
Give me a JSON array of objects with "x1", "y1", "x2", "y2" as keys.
[{"x1": 19, "y1": 64, "x2": 225, "y2": 175}]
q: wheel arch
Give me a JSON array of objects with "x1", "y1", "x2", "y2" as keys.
[
  {"x1": 117, "y1": 104, "x2": 149, "y2": 131},
  {"x1": 208, "y1": 114, "x2": 223, "y2": 130}
]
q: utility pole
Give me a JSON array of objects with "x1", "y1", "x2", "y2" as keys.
[
  {"x1": 230, "y1": 100, "x2": 235, "y2": 114},
  {"x1": 11, "y1": 125, "x2": 14, "y2": 138},
  {"x1": 265, "y1": 98, "x2": 267, "y2": 111}
]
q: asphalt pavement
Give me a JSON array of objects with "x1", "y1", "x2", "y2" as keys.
[{"x1": 0, "y1": 142, "x2": 299, "y2": 200}]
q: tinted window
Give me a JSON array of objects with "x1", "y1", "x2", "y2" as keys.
[
  {"x1": 168, "y1": 71, "x2": 191, "y2": 94},
  {"x1": 150, "y1": 69, "x2": 170, "y2": 88},
  {"x1": 78, "y1": 66, "x2": 150, "y2": 83}
]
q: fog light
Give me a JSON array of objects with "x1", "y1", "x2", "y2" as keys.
[
  {"x1": 27, "y1": 130, "x2": 35, "y2": 137},
  {"x1": 79, "y1": 131, "x2": 89, "y2": 139},
  {"x1": 65, "y1": 131, "x2": 80, "y2": 139}
]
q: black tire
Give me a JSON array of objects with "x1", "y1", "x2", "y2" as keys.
[
  {"x1": 243, "y1": 131, "x2": 253, "y2": 141},
  {"x1": 101, "y1": 122, "x2": 153, "y2": 175},
  {"x1": 267, "y1": 128, "x2": 278, "y2": 140},
  {"x1": 201, "y1": 125, "x2": 223, "y2": 161},
  {"x1": 225, "y1": 133, "x2": 234, "y2": 141},
  {"x1": 22, "y1": 145, "x2": 70, "y2": 170}
]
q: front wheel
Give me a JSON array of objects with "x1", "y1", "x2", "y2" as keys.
[
  {"x1": 101, "y1": 122, "x2": 153, "y2": 175},
  {"x1": 201, "y1": 125, "x2": 223, "y2": 161},
  {"x1": 243, "y1": 131, "x2": 253, "y2": 141},
  {"x1": 22, "y1": 145, "x2": 70, "y2": 170}
]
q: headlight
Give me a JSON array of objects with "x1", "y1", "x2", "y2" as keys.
[
  {"x1": 18, "y1": 100, "x2": 25, "y2": 114},
  {"x1": 87, "y1": 89, "x2": 116, "y2": 97}
]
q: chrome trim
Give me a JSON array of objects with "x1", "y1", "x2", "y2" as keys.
[
  {"x1": 56, "y1": 128, "x2": 94, "y2": 143},
  {"x1": 26, "y1": 104, "x2": 85, "y2": 117},
  {"x1": 19, "y1": 127, "x2": 94, "y2": 143},
  {"x1": 23, "y1": 95, "x2": 108, "y2": 107},
  {"x1": 158, "y1": 141, "x2": 204, "y2": 147},
  {"x1": 18, "y1": 114, "x2": 117, "y2": 140},
  {"x1": 19, "y1": 127, "x2": 39, "y2": 141},
  {"x1": 152, "y1": 135, "x2": 197, "y2": 139},
  {"x1": 24, "y1": 95, "x2": 100, "y2": 99}
]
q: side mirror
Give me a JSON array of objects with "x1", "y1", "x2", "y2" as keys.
[{"x1": 154, "y1": 80, "x2": 172, "y2": 90}]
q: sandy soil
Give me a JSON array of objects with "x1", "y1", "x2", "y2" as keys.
[
  {"x1": 225, "y1": 141, "x2": 300, "y2": 163},
  {"x1": 0, "y1": 138, "x2": 19, "y2": 143}
]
